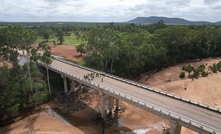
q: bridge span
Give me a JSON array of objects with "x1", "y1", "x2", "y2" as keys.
[{"x1": 38, "y1": 56, "x2": 221, "y2": 134}]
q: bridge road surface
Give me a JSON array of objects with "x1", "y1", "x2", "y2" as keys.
[{"x1": 49, "y1": 60, "x2": 221, "y2": 132}]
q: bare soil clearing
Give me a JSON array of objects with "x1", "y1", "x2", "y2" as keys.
[
  {"x1": 50, "y1": 43, "x2": 83, "y2": 61},
  {"x1": 1, "y1": 44, "x2": 220, "y2": 134}
]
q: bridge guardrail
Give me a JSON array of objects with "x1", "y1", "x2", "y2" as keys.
[
  {"x1": 38, "y1": 60, "x2": 221, "y2": 133},
  {"x1": 97, "y1": 84, "x2": 221, "y2": 134},
  {"x1": 48, "y1": 55, "x2": 221, "y2": 115}
]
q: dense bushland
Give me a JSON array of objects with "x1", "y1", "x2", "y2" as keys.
[{"x1": 74, "y1": 22, "x2": 221, "y2": 77}]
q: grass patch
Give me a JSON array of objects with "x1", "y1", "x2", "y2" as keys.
[
  {"x1": 35, "y1": 36, "x2": 45, "y2": 43},
  {"x1": 63, "y1": 33, "x2": 81, "y2": 46},
  {"x1": 74, "y1": 60, "x2": 86, "y2": 66},
  {"x1": 36, "y1": 33, "x2": 81, "y2": 46}
]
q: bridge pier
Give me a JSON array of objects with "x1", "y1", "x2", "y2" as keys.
[
  {"x1": 116, "y1": 98, "x2": 119, "y2": 110},
  {"x1": 114, "y1": 98, "x2": 119, "y2": 118},
  {"x1": 61, "y1": 74, "x2": 68, "y2": 93},
  {"x1": 99, "y1": 91, "x2": 105, "y2": 118},
  {"x1": 169, "y1": 119, "x2": 181, "y2": 134},
  {"x1": 71, "y1": 80, "x2": 76, "y2": 92},
  {"x1": 78, "y1": 83, "x2": 82, "y2": 92},
  {"x1": 108, "y1": 96, "x2": 113, "y2": 115}
]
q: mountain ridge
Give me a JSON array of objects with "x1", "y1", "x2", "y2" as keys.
[{"x1": 128, "y1": 16, "x2": 220, "y2": 25}]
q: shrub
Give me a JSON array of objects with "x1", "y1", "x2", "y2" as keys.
[
  {"x1": 182, "y1": 65, "x2": 194, "y2": 73},
  {"x1": 179, "y1": 72, "x2": 185, "y2": 78},
  {"x1": 197, "y1": 64, "x2": 205, "y2": 72},
  {"x1": 192, "y1": 69, "x2": 200, "y2": 79},
  {"x1": 217, "y1": 61, "x2": 221, "y2": 72},
  {"x1": 188, "y1": 74, "x2": 193, "y2": 79},
  {"x1": 209, "y1": 63, "x2": 217, "y2": 73},
  {"x1": 201, "y1": 71, "x2": 208, "y2": 77}
]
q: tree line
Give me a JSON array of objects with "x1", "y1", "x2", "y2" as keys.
[{"x1": 75, "y1": 22, "x2": 221, "y2": 77}]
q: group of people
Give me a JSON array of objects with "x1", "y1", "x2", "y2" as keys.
[{"x1": 84, "y1": 72, "x2": 105, "y2": 82}]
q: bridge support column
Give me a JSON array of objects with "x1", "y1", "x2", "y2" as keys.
[
  {"x1": 169, "y1": 119, "x2": 181, "y2": 134},
  {"x1": 114, "y1": 98, "x2": 119, "y2": 118},
  {"x1": 108, "y1": 96, "x2": 113, "y2": 115},
  {"x1": 116, "y1": 98, "x2": 119, "y2": 110},
  {"x1": 61, "y1": 75, "x2": 68, "y2": 93},
  {"x1": 99, "y1": 91, "x2": 105, "y2": 118},
  {"x1": 79, "y1": 83, "x2": 82, "y2": 92},
  {"x1": 71, "y1": 80, "x2": 76, "y2": 92}
]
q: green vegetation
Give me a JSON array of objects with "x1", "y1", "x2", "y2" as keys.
[
  {"x1": 34, "y1": 25, "x2": 81, "y2": 46},
  {"x1": 217, "y1": 61, "x2": 221, "y2": 72},
  {"x1": 192, "y1": 69, "x2": 200, "y2": 79},
  {"x1": 0, "y1": 25, "x2": 53, "y2": 122},
  {"x1": 74, "y1": 60, "x2": 86, "y2": 66},
  {"x1": 201, "y1": 71, "x2": 209, "y2": 77},
  {"x1": 197, "y1": 64, "x2": 205, "y2": 72},
  {"x1": 1, "y1": 21, "x2": 221, "y2": 122},
  {"x1": 64, "y1": 33, "x2": 81, "y2": 46},
  {"x1": 36, "y1": 33, "x2": 80, "y2": 46},
  {"x1": 179, "y1": 72, "x2": 185, "y2": 78},
  {"x1": 72, "y1": 22, "x2": 221, "y2": 77},
  {"x1": 181, "y1": 61, "x2": 221, "y2": 79},
  {"x1": 209, "y1": 63, "x2": 218, "y2": 73},
  {"x1": 182, "y1": 65, "x2": 194, "y2": 73}
]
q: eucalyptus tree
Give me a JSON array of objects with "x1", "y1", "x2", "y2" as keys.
[
  {"x1": 43, "y1": 29, "x2": 51, "y2": 42},
  {"x1": 155, "y1": 25, "x2": 189, "y2": 64},
  {"x1": 36, "y1": 42, "x2": 52, "y2": 96},
  {"x1": 56, "y1": 30, "x2": 64, "y2": 44},
  {"x1": 17, "y1": 25, "x2": 37, "y2": 95},
  {"x1": 0, "y1": 25, "x2": 53, "y2": 120},
  {"x1": 81, "y1": 26, "x2": 121, "y2": 71},
  {"x1": 0, "y1": 25, "x2": 37, "y2": 94}
]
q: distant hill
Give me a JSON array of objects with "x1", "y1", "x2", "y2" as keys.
[
  {"x1": 214, "y1": 21, "x2": 221, "y2": 25},
  {"x1": 128, "y1": 16, "x2": 220, "y2": 25}
]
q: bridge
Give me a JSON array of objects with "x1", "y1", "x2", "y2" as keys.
[{"x1": 38, "y1": 56, "x2": 221, "y2": 134}]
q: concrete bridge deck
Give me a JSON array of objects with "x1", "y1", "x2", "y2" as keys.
[{"x1": 38, "y1": 57, "x2": 221, "y2": 134}]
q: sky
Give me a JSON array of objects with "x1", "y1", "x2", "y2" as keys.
[{"x1": 0, "y1": 0, "x2": 221, "y2": 22}]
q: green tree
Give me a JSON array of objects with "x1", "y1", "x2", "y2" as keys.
[
  {"x1": 56, "y1": 30, "x2": 64, "y2": 44},
  {"x1": 37, "y1": 43, "x2": 53, "y2": 96},
  {"x1": 3, "y1": 25, "x2": 37, "y2": 95},
  {"x1": 0, "y1": 25, "x2": 50, "y2": 121},
  {"x1": 43, "y1": 29, "x2": 51, "y2": 42},
  {"x1": 76, "y1": 43, "x2": 86, "y2": 55}
]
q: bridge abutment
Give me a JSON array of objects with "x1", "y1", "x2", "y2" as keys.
[{"x1": 169, "y1": 119, "x2": 181, "y2": 134}]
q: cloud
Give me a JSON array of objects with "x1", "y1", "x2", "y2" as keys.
[
  {"x1": 43, "y1": 0, "x2": 66, "y2": 2},
  {"x1": 0, "y1": 0, "x2": 220, "y2": 22},
  {"x1": 203, "y1": 0, "x2": 220, "y2": 5}
]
